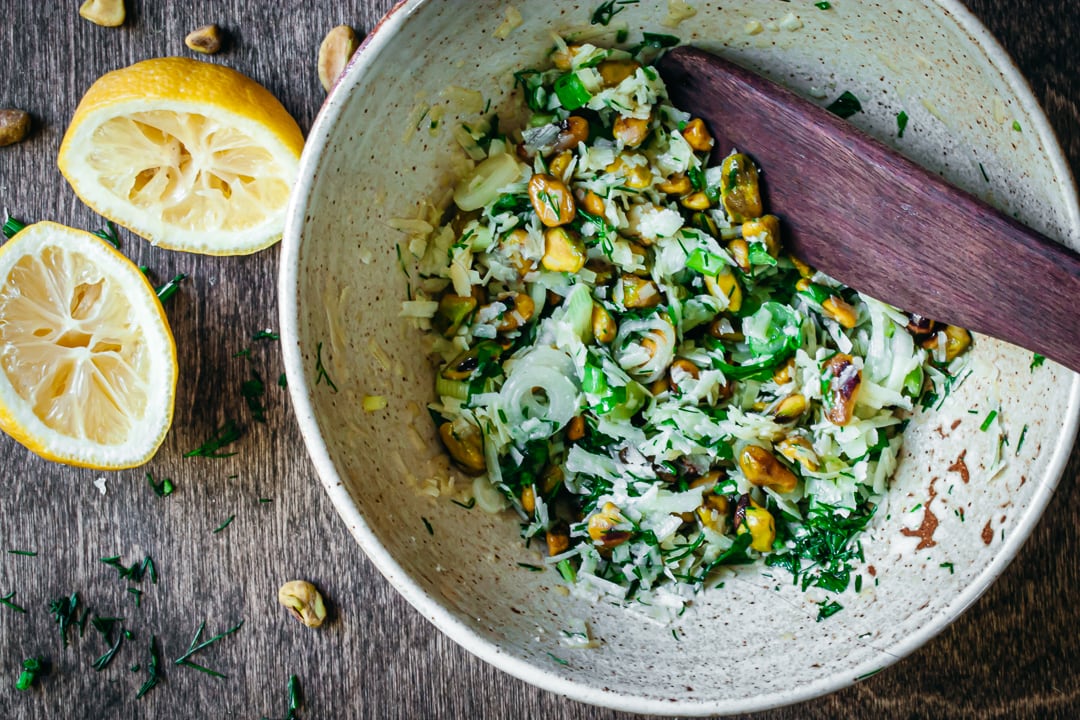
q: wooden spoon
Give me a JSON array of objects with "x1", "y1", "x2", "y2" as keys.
[{"x1": 656, "y1": 46, "x2": 1080, "y2": 373}]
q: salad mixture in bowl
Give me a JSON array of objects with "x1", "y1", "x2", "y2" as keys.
[{"x1": 404, "y1": 35, "x2": 971, "y2": 619}]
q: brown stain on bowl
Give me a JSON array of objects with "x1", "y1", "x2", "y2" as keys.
[
  {"x1": 900, "y1": 477, "x2": 939, "y2": 550},
  {"x1": 981, "y1": 520, "x2": 994, "y2": 545},
  {"x1": 947, "y1": 449, "x2": 970, "y2": 484}
]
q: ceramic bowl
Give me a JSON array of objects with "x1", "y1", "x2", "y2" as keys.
[{"x1": 280, "y1": 0, "x2": 1080, "y2": 714}]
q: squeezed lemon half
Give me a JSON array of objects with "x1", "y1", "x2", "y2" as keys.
[
  {"x1": 0, "y1": 222, "x2": 177, "y2": 468},
  {"x1": 58, "y1": 57, "x2": 305, "y2": 255}
]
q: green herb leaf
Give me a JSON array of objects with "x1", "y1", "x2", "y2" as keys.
[
  {"x1": 590, "y1": 0, "x2": 638, "y2": 25},
  {"x1": 213, "y1": 515, "x2": 236, "y2": 534},
  {"x1": 815, "y1": 1, "x2": 831, "y2": 8},
  {"x1": 49, "y1": 592, "x2": 80, "y2": 647},
  {"x1": 1012, "y1": 120, "x2": 1022, "y2": 132},
  {"x1": 979, "y1": 162, "x2": 990, "y2": 182},
  {"x1": 7, "y1": 549, "x2": 37, "y2": 556},
  {"x1": 253, "y1": 330, "x2": 280, "y2": 341},
  {"x1": 278, "y1": 372, "x2": 288, "y2": 388},
  {"x1": 816, "y1": 600, "x2": 843, "y2": 621},
  {"x1": 826, "y1": 91, "x2": 863, "y2": 119},
  {"x1": 980, "y1": 410, "x2": 998, "y2": 432},
  {"x1": 174, "y1": 619, "x2": 244, "y2": 679},
  {"x1": 185, "y1": 420, "x2": 244, "y2": 458},
  {"x1": 1030, "y1": 353, "x2": 1045, "y2": 369},
  {"x1": 242, "y1": 370, "x2": 268, "y2": 423},
  {"x1": 16, "y1": 657, "x2": 43, "y2": 691},
  {"x1": 896, "y1": 110, "x2": 909, "y2": 137},
  {"x1": 92, "y1": 221, "x2": 121, "y2": 249},
  {"x1": 1, "y1": 591, "x2": 27, "y2": 613},
  {"x1": 554, "y1": 72, "x2": 592, "y2": 111},
  {"x1": 146, "y1": 472, "x2": 175, "y2": 497},
  {"x1": 421, "y1": 517, "x2": 434, "y2": 535},
  {"x1": 2, "y1": 214, "x2": 27, "y2": 239},
  {"x1": 92, "y1": 618, "x2": 125, "y2": 671},
  {"x1": 136, "y1": 636, "x2": 162, "y2": 699},
  {"x1": 314, "y1": 342, "x2": 339, "y2": 392},
  {"x1": 155, "y1": 273, "x2": 187, "y2": 304}
]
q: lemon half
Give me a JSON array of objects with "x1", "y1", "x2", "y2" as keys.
[
  {"x1": 0, "y1": 222, "x2": 177, "y2": 468},
  {"x1": 58, "y1": 57, "x2": 305, "y2": 255}
]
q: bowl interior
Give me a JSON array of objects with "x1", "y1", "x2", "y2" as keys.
[{"x1": 282, "y1": 0, "x2": 1080, "y2": 714}]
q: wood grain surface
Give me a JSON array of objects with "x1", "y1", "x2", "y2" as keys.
[{"x1": 0, "y1": 2, "x2": 1076, "y2": 719}]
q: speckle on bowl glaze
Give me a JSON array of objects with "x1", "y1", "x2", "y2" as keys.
[{"x1": 279, "y1": 1, "x2": 1080, "y2": 715}]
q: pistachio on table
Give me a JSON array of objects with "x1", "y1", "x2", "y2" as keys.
[
  {"x1": 278, "y1": 580, "x2": 328, "y2": 628},
  {"x1": 185, "y1": 24, "x2": 224, "y2": 55},
  {"x1": 0, "y1": 110, "x2": 31, "y2": 147},
  {"x1": 79, "y1": 0, "x2": 125, "y2": 27}
]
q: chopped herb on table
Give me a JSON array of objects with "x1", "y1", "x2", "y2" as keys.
[
  {"x1": 1, "y1": 590, "x2": 27, "y2": 613},
  {"x1": 261, "y1": 675, "x2": 303, "y2": 720},
  {"x1": 92, "y1": 220, "x2": 121, "y2": 249},
  {"x1": 2, "y1": 214, "x2": 27, "y2": 239},
  {"x1": 242, "y1": 370, "x2": 268, "y2": 423},
  {"x1": 147, "y1": 472, "x2": 175, "y2": 497},
  {"x1": 155, "y1": 273, "x2": 187, "y2": 303},
  {"x1": 213, "y1": 515, "x2": 236, "y2": 534},
  {"x1": 15, "y1": 657, "x2": 44, "y2": 691},
  {"x1": 173, "y1": 620, "x2": 244, "y2": 678},
  {"x1": 7, "y1": 549, "x2": 37, "y2": 556},
  {"x1": 49, "y1": 592, "x2": 82, "y2": 647},
  {"x1": 135, "y1": 636, "x2": 162, "y2": 699},
  {"x1": 185, "y1": 420, "x2": 244, "y2": 458}
]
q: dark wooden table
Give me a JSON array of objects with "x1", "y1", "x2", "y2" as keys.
[{"x1": 0, "y1": 1, "x2": 1076, "y2": 718}]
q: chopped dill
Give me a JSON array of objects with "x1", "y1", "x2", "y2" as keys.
[
  {"x1": 260, "y1": 674, "x2": 302, "y2": 720},
  {"x1": 816, "y1": 600, "x2": 844, "y2": 621},
  {"x1": 92, "y1": 221, "x2": 121, "y2": 249},
  {"x1": 100, "y1": 555, "x2": 156, "y2": 584},
  {"x1": 1030, "y1": 353, "x2": 1045, "y2": 369},
  {"x1": 980, "y1": 410, "x2": 998, "y2": 431},
  {"x1": 856, "y1": 667, "x2": 884, "y2": 681},
  {"x1": 242, "y1": 370, "x2": 268, "y2": 423},
  {"x1": 940, "y1": 562, "x2": 954, "y2": 574},
  {"x1": 278, "y1": 372, "x2": 288, "y2": 388},
  {"x1": 421, "y1": 517, "x2": 434, "y2": 535},
  {"x1": 546, "y1": 652, "x2": 569, "y2": 666},
  {"x1": 979, "y1": 162, "x2": 990, "y2": 182},
  {"x1": 451, "y1": 497, "x2": 476, "y2": 510},
  {"x1": 7, "y1": 549, "x2": 37, "y2": 556},
  {"x1": 91, "y1": 617, "x2": 125, "y2": 671},
  {"x1": 259, "y1": 497, "x2": 274, "y2": 504},
  {"x1": 815, "y1": 1, "x2": 832, "y2": 9},
  {"x1": 128, "y1": 588, "x2": 143, "y2": 608},
  {"x1": 1016, "y1": 424, "x2": 1028, "y2": 454},
  {"x1": 136, "y1": 636, "x2": 162, "y2": 699},
  {"x1": 213, "y1": 515, "x2": 236, "y2": 534},
  {"x1": 591, "y1": 0, "x2": 638, "y2": 26},
  {"x1": 1, "y1": 591, "x2": 27, "y2": 613},
  {"x1": 50, "y1": 592, "x2": 81, "y2": 647},
  {"x1": 185, "y1": 420, "x2": 244, "y2": 458},
  {"x1": 253, "y1": 329, "x2": 280, "y2": 341},
  {"x1": 517, "y1": 563, "x2": 543, "y2": 572},
  {"x1": 174, "y1": 619, "x2": 244, "y2": 678},
  {"x1": 146, "y1": 472, "x2": 175, "y2": 497},
  {"x1": 896, "y1": 110, "x2": 908, "y2": 137},
  {"x1": 315, "y1": 342, "x2": 339, "y2": 392}
]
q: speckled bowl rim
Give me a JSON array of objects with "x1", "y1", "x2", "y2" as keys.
[{"x1": 280, "y1": 0, "x2": 1080, "y2": 714}]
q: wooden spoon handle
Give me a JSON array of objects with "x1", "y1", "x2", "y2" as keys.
[{"x1": 657, "y1": 46, "x2": 1080, "y2": 373}]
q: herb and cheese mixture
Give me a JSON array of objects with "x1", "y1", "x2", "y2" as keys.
[{"x1": 403, "y1": 34, "x2": 971, "y2": 620}]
